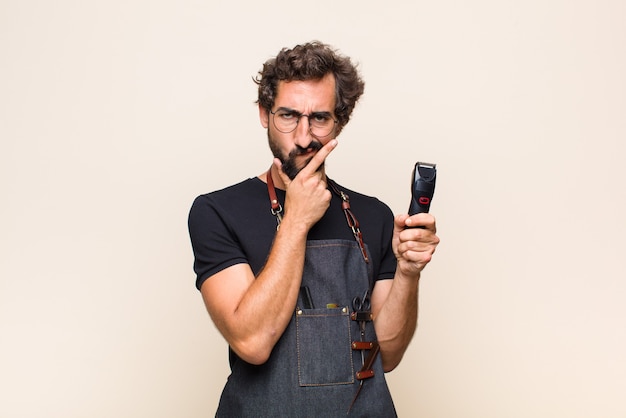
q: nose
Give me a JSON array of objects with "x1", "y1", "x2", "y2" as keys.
[{"x1": 293, "y1": 115, "x2": 313, "y2": 148}]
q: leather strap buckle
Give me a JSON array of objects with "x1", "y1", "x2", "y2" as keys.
[
  {"x1": 355, "y1": 341, "x2": 380, "y2": 381},
  {"x1": 356, "y1": 369, "x2": 375, "y2": 380},
  {"x1": 350, "y1": 311, "x2": 372, "y2": 322},
  {"x1": 351, "y1": 341, "x2": 374, "y2": 350}
]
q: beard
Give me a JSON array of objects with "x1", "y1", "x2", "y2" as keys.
[{"x1": 268, "y1": 131, "x2": 324, "y2": 180}]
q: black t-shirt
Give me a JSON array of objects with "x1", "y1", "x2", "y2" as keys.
[{"x1": 188, "y1": 177, "x2": 397, "y2": 290}]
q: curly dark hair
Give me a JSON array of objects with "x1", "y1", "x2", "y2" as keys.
[{"x1": 255, "y1": 41, "x2": 365, "y2": 134}]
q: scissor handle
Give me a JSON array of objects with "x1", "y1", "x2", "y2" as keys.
[{"x1": 352, "y1": 292, "x2": 371, "y2": 312}]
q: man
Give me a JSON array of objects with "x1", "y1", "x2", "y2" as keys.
[{"x1": 188, "y1": 41, "x2": 439, "y2": 417}]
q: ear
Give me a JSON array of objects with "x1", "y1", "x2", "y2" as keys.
[{"x1": 259, "y1": 104, "x2": 269, "y2": 128}]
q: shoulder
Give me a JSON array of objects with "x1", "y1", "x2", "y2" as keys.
[
  {"x1": 193, "y1": 177, "x2": 263, "y2": 203},
  {"x1": 189, "y1": 177, "x2": 271, "y2": 235},
  {"x1": 330, "y1": 180, "x2": 393, "y2": 218},
  {"x1": 191, "y1": 178, "x2": 265, "y2": 212}
]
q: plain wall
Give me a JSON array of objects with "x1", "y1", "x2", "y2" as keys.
[{"x1": 1, "y1": 0, "x2": 625, "y2": 417}]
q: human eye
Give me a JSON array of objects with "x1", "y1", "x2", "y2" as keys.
[
  {"x1": 311, "y1": 113, "x2": 332, "y2": 124},
  {"x1": 277, "y1": 110, "x2": 297, "y2": 120}
]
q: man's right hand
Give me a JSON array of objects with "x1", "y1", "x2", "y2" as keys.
[{"x1": 274, "y1": 139, "x2": 338, "y2": 231}]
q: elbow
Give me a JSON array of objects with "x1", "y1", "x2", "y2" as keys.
[
  {"x1": 230, "y1": 336, "x2": 275, "y2": 366},
  {"x1": 378, "y1": 338, "x2": 408, "y2": 372},
  {"x1": 239, "y1": 350, "x2": 272, "y2": 366},
  {"x1": 381, "y1": 353, "x2": 403, "y2": 373},
  {"x1": 217, "y1": 314, "x2": 284, "y2": 365}
]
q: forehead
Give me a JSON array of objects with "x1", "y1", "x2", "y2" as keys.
[{"x1": 274, "y1": 73, "x2": 336, "y2": 111}]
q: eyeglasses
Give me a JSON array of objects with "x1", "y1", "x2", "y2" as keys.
[{"x1": 270, "y1": 108, "x2": 338, "y2": 138}]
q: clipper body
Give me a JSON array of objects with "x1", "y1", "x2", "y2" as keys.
[{"x1": 408, "y1": 162, "x2": 437, "y2": 215}]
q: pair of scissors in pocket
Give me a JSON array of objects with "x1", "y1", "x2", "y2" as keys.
[
  {"x1": 352, "y1": 289, "x2": 371, "y2": 313},
  {"x1": 352, "y1": 289, "x2": 372, "y2": 346}
]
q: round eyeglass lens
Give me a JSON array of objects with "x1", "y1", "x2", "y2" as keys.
[{"x1": 271, "y1": 110, "x2": 336, "y2": 138}]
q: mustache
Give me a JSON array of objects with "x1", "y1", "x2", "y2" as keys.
[
  {"x1": 281, "y1": 140, "x2": 324, "y2": 180},
  {"x1": 289, "y1": 141, "x2": 323, "y2": 158}
]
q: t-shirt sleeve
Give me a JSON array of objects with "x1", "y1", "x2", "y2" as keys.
[
  {"x1": 376, "y1": 204, "x2": 397, "y2": 281},
  {"x1": 188, "y1": 194, "x2": 248, "y2": 290}
]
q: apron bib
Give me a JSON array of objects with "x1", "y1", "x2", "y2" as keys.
[
  {"x1": 216, "y1": 171, "x2": 397, "y2": 417},
  {"x1": 215, "y1": 239, "x2": 397, "y2": 417}
]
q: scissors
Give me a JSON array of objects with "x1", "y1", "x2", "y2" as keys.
[
  {"x1": 350, "y1": 289, "x2": 373, "y2": 406},
  {"x1": 352, "y1": 290, "x2": 371, "y2": 313},
  {"x1": 352, "y1": 289, "x2": 372, "y2": 360}
]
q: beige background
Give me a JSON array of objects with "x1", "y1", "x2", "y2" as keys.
[{"x1": 1, "y1": 0, "x2": 625, "y2": 417}]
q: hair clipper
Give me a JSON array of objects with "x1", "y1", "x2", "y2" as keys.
[{"x1": 408, "y1": 162, "x2": 437, "y2": 217}]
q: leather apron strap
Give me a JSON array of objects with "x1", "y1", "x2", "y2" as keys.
[{"x1": 266, "y1": 167, "x2": 369, "y2": 264}]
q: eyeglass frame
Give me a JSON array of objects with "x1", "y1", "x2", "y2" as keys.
[{"x1": 269, "y1": 107, "x2": 338, "y2": 138}]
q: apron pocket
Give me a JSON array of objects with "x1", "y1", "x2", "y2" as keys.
[{"x1": 295, "y1": 307, "x2": 354, "y2": 386}]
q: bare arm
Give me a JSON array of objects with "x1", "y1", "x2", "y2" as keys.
[
  {"x1": 200, "y1": 140, "x2": 338, "y2": 365},
  {"x1": 371, "y1": 213, "x2": 439, "y2": 372},
  {"x1": 200, "y1": 218, "x2": 308, "y2": 365}
]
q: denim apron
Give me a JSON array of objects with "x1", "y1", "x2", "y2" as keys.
[{"x1": 215, "y1": 174, "x2": 397, "y2": 417}]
